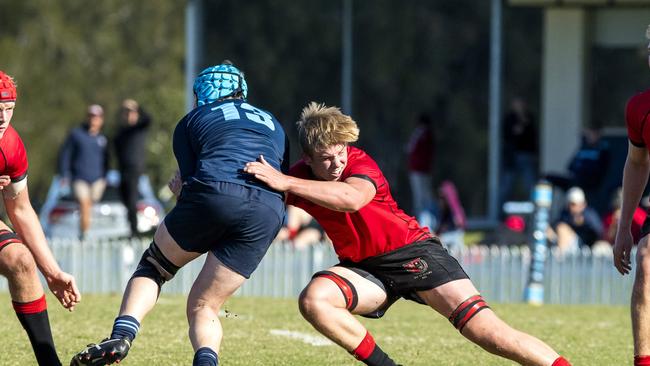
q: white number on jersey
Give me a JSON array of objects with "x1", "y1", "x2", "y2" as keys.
[{"x1": 211, "y1": 102, "x2": 275, "y2": 131}]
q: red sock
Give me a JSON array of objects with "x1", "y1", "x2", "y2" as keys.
[
  {"x1": 635, "y1": 355, "x2": 650, "y2": 366},
  {"x1": 552, "y1": 356, "x2": 571, "y2": 366},
  {"x1": 351, "y1": 331, "x2": 398, "y2": 366},
  {"x1": 353, "y1": 331, "x2": 376, "y2": 360}
]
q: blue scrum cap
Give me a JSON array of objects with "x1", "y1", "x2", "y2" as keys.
[{"x1": 193, "y1": 61, "x2": 248, "y2": 106}]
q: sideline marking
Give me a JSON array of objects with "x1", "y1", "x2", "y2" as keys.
[{"x1": 270, "y1": 329, "x2": 334, "y2": 346}]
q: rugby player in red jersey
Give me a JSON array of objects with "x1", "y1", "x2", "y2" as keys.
[
  {"x1": 0, "y1": 71, "x2": 80, "y2": 365},
  {"x1": 614, "y1": 25, "x2": 650, "y2": 366},
  {"x1": 245, "y1": 102, "x2": 571, "y2": 366}
]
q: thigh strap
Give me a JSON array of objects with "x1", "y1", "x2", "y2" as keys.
[
  {"x1": 312, "y1": 270, "x2": 358, "y2": 311},
  {"x1": 448, "y1": 294, "x2": 490, "y2": 332},
  {"x1": 0, "y1": 230, "x2": 21, "y2": 253}
]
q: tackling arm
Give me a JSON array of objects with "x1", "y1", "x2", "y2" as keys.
[
  {"x1": 285, "y1": 175, "x2": 375, "y2": 212},
  {"x1": 244, "y1": 155, "x2": 376, "y2": 212}
]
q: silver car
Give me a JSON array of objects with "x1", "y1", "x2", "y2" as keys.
[{"x1": 39, "y1": 170, "x2": 164, "y2": 239}]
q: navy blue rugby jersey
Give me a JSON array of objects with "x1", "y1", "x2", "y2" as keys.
[{"x1": 173, "y1": 99, "x2": 289, "y2": 197}]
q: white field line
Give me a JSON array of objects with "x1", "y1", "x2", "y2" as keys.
[{"x1": 270, "y1": 329, "x2": 334, "y2": 346}]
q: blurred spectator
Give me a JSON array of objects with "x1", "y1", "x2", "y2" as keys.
[
  {"x1": 58, "y1": 104, "x2": 109, "y2": 239},
  {"x1": 548, "y1": 186, "x2": 603, "y2": 254},
  {"x1": 436, "y1": 180, "x2": 466, "y2": 252},
  {"x1": 114, "y1": 99, "x2": 151, "y2": 237},
  {"x1": 406, "y1": 112, "x2": 435, "y2": 225},
  {"x1": 546, "y1": 127, "x2": 610, "y2": 206},
  {"x1": 275, "y1": 206, "x2": 325, "y2": 249},
  {"x1": 500, "y1": 97, "x2": 538, "y2": 205},
  {"x1": 602, "y1": 188, "x2": 647, "y2": 245}
]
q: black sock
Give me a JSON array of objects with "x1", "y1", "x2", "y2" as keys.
[
  {"x1": 362, "y1": 344, "x2": 398, "y2": 366},
  {"x1": 13, "y1": 295, "x2": 61, "y2": 366}
]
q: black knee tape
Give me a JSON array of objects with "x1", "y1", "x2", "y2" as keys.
[
  {"x1": 449, "y1": 295, "x2": 490, "y2": 332},
  {"x1": 0, "y1": 230, "x2": 21, "y2": 253},
  {"x1": 312, "y1": 270, "x2": 358, "y2": 311},
  {"x1": 132, "y1": 241, "x2": 180, "y2": 288}
]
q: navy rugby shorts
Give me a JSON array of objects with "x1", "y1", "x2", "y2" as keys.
[{"x1": 165, "y1": 181, "x2": 285, "y2": 278}]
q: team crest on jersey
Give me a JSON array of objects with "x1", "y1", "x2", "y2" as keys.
[{"x1": 402, "y1": 257, "x2": 428, "y2": 273}]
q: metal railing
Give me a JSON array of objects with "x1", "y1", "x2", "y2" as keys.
[{"x1": 0, "y1": 238, "x2": 634, "y2": 305}]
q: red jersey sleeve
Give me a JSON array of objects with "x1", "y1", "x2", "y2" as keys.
[
  {"x1": 0, "y1": 126, "x2": 28, "y2": 181},
  {"x1": 626, "y1": 92, "x2": 650, "y2": 147},
  {"x1": 344, "y1": 147, "x2": 381, "y2": 190}
]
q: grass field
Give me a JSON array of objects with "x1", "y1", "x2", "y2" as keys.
[{"x1": 0, "y1": 293, "x2": 632, "y2": 365}]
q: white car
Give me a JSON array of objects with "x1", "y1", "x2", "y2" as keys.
[{"x1": 39, "y1": 170, "x2": 164, "y2": 239}]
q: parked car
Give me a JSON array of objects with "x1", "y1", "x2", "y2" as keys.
[{"x1": 39, "y1": 170, "x2": 164, "y2": 239}]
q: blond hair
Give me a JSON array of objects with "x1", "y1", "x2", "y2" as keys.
[{"x1": 296, "y1": 102, "x2": 359, "y2": 155}]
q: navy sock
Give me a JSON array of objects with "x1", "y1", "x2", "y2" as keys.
[
  {"x1": 110, "y1": 315, "x2": 140, "y2": 342},
  {"x1": 193, "y1": 347, "x2": 218, "y2": 366}
]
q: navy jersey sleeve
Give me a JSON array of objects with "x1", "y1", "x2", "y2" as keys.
[
  {"x1": 173, "y1": 115, "x2": 198, "y2": 181},
  {"x1": 281, "y1": 134, "x2": 290, "y2": 174}
]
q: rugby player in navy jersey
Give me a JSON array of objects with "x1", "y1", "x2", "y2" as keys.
[
  {"x1": 71, "y1": 61, "x2": 288, "y2": 366},
  {"x1": 0, "y1": 70, "x2": 80, "y2": 366},
  {"x1": 244, "y1": 102, "x2": 571, "y2": 366}
]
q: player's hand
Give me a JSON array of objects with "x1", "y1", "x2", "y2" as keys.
[
  {"x1": 0, "y1": 175, "x2": 11, "y2": 190},
  {"x1": 244, "y1": 155, "x2": 291, "y2": 192},
  {"x1": 613, "y1": 230, "x2": 634, "y2": 275},
  {"x1": 168, "y1": 170, "x2": 182, "y2": 198},
  {"x1": 46, "y1": 271, "x2": 81, "y2": 311}
]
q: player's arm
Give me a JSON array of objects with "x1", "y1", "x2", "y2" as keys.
[
  {"x1": 244, "y1": 155, "x2": 376, "y2": 212},
  {"x1": 4, "y1": 184, "x2": 62, "y2": 278},
  {"x1": 4, "y1": 183, "x2": 81, "y2": 309},
  {"x1": 618, "y1": 142, "x2": 650, "y2": 232},
  {"x1": 286, "y1": 175, "x2": 375, "y2": 212}
]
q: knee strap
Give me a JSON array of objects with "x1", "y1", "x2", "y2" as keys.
[
  {"x1": 312, "y1": 270, "x2": 358, "y2": 311},
  {"x1": 0, "y1": 230, "x2": 21, "y2": 253},
  {"x1": 132, "y1": 241, "x2": 180, "y2": 288},
  {"x1": 448, "y1": 295, "x2": 490, "y2": 332}
]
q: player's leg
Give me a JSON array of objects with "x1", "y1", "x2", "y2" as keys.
[
  {"x1": 299, "y1": 266, "x2": 400, "y2": 366},
  {"x1": 417, "y1": 279, "x2": 570, "y2": 366},
  {"x1": 71, "y1": 221, "x2": 201, "y2": 365},
  {"x1": 0, "y1": 226, "x2": 61, "y2": 366},
  {"x1": 632, "y1": 235, "x2": 650, "y2": 365},
  {"x1": 186, "y1": 253, "x2": 246, "y2": 366},
  {"x1": 184, "y1": 192, "x2": 285, "y2": 366}
]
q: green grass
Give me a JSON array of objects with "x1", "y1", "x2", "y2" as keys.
[{"x1": 0, "y1": 293, "x2": 632, "y2": 365}]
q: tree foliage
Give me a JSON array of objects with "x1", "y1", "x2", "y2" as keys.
[{"x1": 0, "y1": 0, "x2": 186, "y2": 203}]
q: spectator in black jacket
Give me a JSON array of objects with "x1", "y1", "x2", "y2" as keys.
[{"x1": 114, "y1": 99, "x2": 151, "y2": 237}]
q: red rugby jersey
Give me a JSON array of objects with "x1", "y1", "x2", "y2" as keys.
[
  {"x1": 0, "y1": 125, "x2": 28, "y2": 182},
  {"x1": 626, "y1": 89, "x2": 650, "y2": 149},
  {"x1": 287, "y1": 146, "x2": 431, "y2": 262}
]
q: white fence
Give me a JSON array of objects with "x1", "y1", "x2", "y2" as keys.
[{"x1": 0, "y1": 238, "x2": 635, "y2": 305}]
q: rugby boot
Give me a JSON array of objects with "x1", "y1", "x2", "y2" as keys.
[{"x1": 70, "y1": 337, "x2": 131, "y2": 365}]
